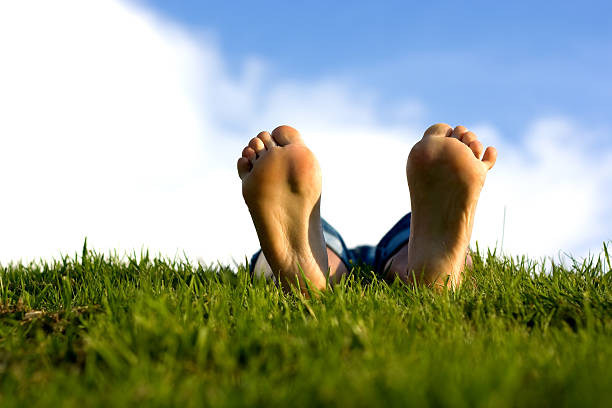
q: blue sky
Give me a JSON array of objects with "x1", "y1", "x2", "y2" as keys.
[
  {"x1": 0, "y1": 0, "x2": 610, "y2": 265},
  {"x1": 140, "y1": 0, "x2": 612, "y2": 138}
]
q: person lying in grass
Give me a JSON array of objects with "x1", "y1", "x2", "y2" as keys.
[{"x1": 237, "y1": 123, "x2": 497, "y2": 292}]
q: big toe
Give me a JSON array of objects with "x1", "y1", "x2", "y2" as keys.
[
  {"x1": 237, "y1": 157, "x2": 251, "y2": 180},
  {"x1": 423, "y1": 123, "x2": 453, "y2": 139},
  {"x1": 271, "y1": 125, "x2": 303, "y2": 146},
  {"x1": 482, "y1": 146, "x2": 498, "y2": 170}
]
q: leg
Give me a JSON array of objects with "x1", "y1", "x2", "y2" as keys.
[
  {"x1": 384, "y1": 243, "x2": 473, "y2": 282},
  {"x1": 385, "y1": 124, "x2": 496, "y2": 288},
  {"x1": 237, "y1": 125, "x2": 336, "y2": 293},
  {"x1": 253, "y1": 248, "x2": 349, "y2": 285}
]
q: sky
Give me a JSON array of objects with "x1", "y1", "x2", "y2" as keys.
[{"x1": 0, "y1": 0, "x2": 611, "y2": 267}]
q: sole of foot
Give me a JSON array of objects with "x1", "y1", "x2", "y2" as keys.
[
  {"x1": 400, "y1": 123, "x2": 497, "y2": 289},
  {"x1": 237, "y1": 125, "x2": 328, "y2": 293}
]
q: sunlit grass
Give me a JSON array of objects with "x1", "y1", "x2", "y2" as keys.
[{"x1": 1, "y1": 242, "x2": 611, "y2": 407}]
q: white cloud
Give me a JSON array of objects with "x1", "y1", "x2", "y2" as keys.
[
  {"x1": 0, "y1": 0, "x2": 210, "y2": 261},
  {"x1": 0, "y1": 0, "x2": 610, "y2": 267},
  {"x1": 473, "y1": 119, "x2": 612, "y2": 261}
]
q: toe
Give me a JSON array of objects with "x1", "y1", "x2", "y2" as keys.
[
  {"x1": 461, "y1": 131, "x2": 478, "y2": 145},
  {"x1": 423, "y1": 123, "x2": 453, "y2": 138},
  {"x1": 242, "y1": 146, "x2": 256, "y2": 164},
  {"x1": 451, "y1": 125, "x2": 468, "y2": 140},
  {"x1": 237, "y1": 157, "x2": 251, "y2": 180},
  {"x1": 257, "y1": 131, "x2": 277, "y2": 150},
  {"x1": 468, "y1": 140, "x2": 484, "y2": 159},
  {"x1": 271, "y1": 125, "x2": 302, "y2": 146},
  {"x1": 248, "y1": 137, "x2": 266, "y2": 156},
  {"x1": 482, "y1": 146, "x2": 498, "y2": 170}
]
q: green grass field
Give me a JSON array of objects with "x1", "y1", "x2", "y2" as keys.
[{"x1": 1, "y1": 243, "x2": 611, "y2": 407}]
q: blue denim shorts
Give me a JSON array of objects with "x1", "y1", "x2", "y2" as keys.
[{"x1": 249, "y1": 213, "x2": 411, "y2": 279}]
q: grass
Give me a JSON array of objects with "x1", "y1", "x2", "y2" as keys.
[{"x1": 1, "y1": 242, "x2": 611, "y2": 407}]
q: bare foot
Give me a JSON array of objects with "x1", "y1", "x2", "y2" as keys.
[
  {"x1": 398, "y1": 124, "x2": 497, "y2": 288},
  {"x1": 237, "y1": 125, "x2": 328, "y2": 292}
]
